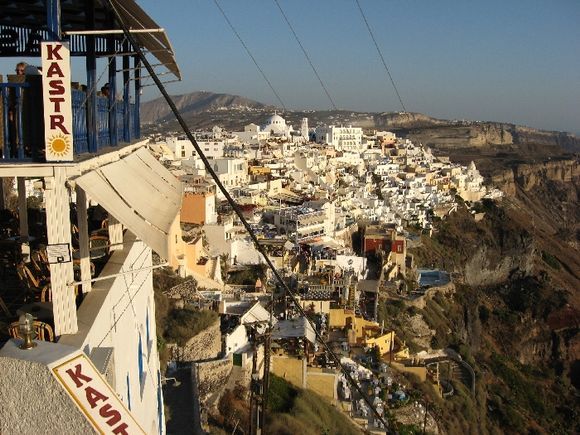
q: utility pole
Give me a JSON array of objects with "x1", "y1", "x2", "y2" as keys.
[
  {"x1": 422, "y1": 399, "x2": 429, "y2": 435},
  {"x1": 247, "y1": 319, "x2": 272, "y2": 435}
]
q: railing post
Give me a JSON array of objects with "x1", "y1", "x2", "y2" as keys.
[
  {"x1": 46, "y1": 0, "x2": 61, "y2": 40},
  {"x1": 133, "y1": 55, "x2": 141, "y2": 139},
  {"x1": 15, "y1": 86, "x2": 24, "y2": 160},
  {"x1": 107, "y1": 9, "x2": 118, "y2": 147},
  {"x1": 85, "y1": 0, "x2": 97, "y2": 153},
  {"x1": 1, "y1": 87, "x2": 9, "y2": 159},
  {"x1": 123, "y1": 41, "x2": 131, "y2": 143}
]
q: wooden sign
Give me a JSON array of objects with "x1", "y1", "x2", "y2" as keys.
[
  {"x1": 41, "y1": 42, "x2": 74, "y2": 161},
  {"x1": 52, "y1": 354, "x2": 146, "y2": 434}
]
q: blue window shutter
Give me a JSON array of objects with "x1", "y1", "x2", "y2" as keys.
[
  {"x1": 146, "y1": 310, "x2": 150, "y2": 344},
  {"x1": 126, "y1": 374, "x2": 131, "y2": 410},
  {"x1": 138, "y1": 333, "x2": 144, "y2": 386}
]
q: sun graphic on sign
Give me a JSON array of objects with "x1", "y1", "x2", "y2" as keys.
[{"x1": 47, "y1": 133, "x2": 71, "y2": 157}]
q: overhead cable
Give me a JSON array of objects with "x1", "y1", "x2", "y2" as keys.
[
  {"x1": 105, "y1": 0, "x2": 388, "y2": 430},
  {"x1": 212, "y1": 0, "x2": 287, "y2": 111},
  {"x1": 355, "y1": 0, "x2": 407, "y2": 112},
  {"x1": 272, "y1": 0, "x2": 339, "y2": 110}
]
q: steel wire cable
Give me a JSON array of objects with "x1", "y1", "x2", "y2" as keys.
[
  {"x1": 212, "y1": 0, "x2": 287, "y2": 111},
  {"x1": 105, "y1": 0, "x2": 389, "y2": 430},
  {"x1": 272, "y1": 0, "x2": 339, "y2": 111},
  {"x1": 354, "y1": 0, "x2": 407, "y2": 112}
]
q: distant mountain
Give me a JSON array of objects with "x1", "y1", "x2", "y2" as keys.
[{"x1": 140, "y1": 91, "x2": 271, "y2": 124}]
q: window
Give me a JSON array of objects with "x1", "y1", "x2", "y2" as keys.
[
  {"x1": 138, "y1": 333, "x2": 144, "y2": 387},
  {"x1": 126, "y1": 374, "x2": 131, "y2": 410},
  {"x1": 146, "y1": 311, "x2": 151, "y2": 344}
]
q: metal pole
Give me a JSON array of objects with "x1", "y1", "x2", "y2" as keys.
[
  {"x1": 423, "y1": 400, "x2": 428, "y2": 435},
  {"x1": 68, "y1": 262, "x2": 168, "y2": 287},
  {"x1": 64, "y1": 28, "x2": 165, "y2": 35}
]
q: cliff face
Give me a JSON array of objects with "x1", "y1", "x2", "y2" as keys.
[
  {"x1": 492, "y1": 158, "x2": 580, "y2": 196},
  {"x1": 379, "y1": 116, "x2": 580, "y2": 155},
  {"x1": 514, "y1": 159, "x2": 580, "y2": 191},
  {"x1": 404, "y1": 123, "x2": 514, "y2": 149},
  {"x1": 464, "y1": 242, "x2": 535, "y2": 287},
  {"x1": 374, "y1": 111, "x2": 447, "y2": 129}
]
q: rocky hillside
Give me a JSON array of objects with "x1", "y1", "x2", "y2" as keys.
[{"x1": 404, "y1": 158, "x2": 580, "y2": 433}]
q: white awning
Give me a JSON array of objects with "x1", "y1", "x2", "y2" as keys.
[
  {"x1": 109, "y1": 0, "x2": 181, "y2": 79},
  {"x1": 75, "y1": 147, "x2": 182, "y2": 259}
]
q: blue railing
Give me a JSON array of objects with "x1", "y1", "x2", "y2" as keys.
[
  {"x1": 1, "y1": 82, "x2": 140, "y2": 162},
  {"x1": 0, "y1": 82, "x2": 29, "y2": 160},
  {"x1": 71, "y1": 89, "x2": 88, "y2": 154}
]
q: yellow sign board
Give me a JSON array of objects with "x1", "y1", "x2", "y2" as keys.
[{"x1": 41, "y1": 42, "x2": 74, "y2": 162}]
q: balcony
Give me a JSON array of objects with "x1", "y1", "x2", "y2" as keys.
[{"x1": 0, "y1": 78, "x2": 138, "y2": 163}]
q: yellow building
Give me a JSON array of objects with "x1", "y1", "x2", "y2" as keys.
[
  {"x1": 365, "y1": 331, "x2": 395, "y2": 354},
  {"x1": 329, "y1": 308, "x2": 409, "y2": 358},
  {"x1": 271, "y1": 356, "x2": 338, "y2": 401}
]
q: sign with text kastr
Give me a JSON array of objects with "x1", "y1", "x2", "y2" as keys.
[
  {"x1": 41, "y1": 42, "x2": 74, "y2": 161},
  {"x1": 52, "y1": 354, "x2": 146, "y2": 434}
]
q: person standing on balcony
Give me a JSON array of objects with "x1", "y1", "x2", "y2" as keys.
[
  {"x1": 101, "y1": 83, "x2": 110, "y2": 98},
  {"x1": 15, "y1": 62, "x2": 27, "y2": 76},
  {"x1": 5, "y1": 62, "x2": 27, "y2": 158},
  {"x1": 8, "y1": 62, "x2": 27, "y2": 121}
]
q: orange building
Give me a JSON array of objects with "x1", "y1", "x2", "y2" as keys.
[{"x1": 180, "y1": 191, "x2": 216, "y2": 225}]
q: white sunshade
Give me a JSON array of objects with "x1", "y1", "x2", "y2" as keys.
[
  {"x1": 75, "y1": 147, "x2": 182, "y2": 259},
  {"x1": 109, "y1": 0, "x2": 181, "y2": 80}
]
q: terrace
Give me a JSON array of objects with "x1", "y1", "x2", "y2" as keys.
[
  {"x1": 0, "y1": 1, "x2": 181, "y2": 431},
  {"x1": 0, "y1": 0, "x2": 180, "y2": 163},
  {"x1": 0, "y1": 0, "x2": 181, "y2": 340}
]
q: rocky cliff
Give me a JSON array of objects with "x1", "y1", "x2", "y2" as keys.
[
  {"x1": 492, "y1": 157, "x2": 580, "y2": 196},
  {"x1": 373, "y1": 112, "x2": 580, "y2": 154}
]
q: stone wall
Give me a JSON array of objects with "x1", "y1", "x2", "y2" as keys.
[
  {"x1": 271, "y1": 356, "x2": 306, "y2": 388},
  {"x1": 0, "y1": 357, "x2": 95, "y2": 434},
  {"x1": 195, "y1": 358, "x2": 232, "y2": 405},
  {"x1": 306, "y1": 369, "x2": 338, "y2": 401},
  {"x1": 170, "y1": 319, "x2": 222, "y2": 362}
]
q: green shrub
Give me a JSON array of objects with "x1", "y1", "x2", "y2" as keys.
[
  {"x1": 268, "y1": 374, "x2": 297, "y2": 413},
  {"x1": 541, "y1": 251, "x2": 561, "y2": 270},
  {"x1": 266, "y1": 375, "x2": 361, "y2": 435},
  {"x1": 164, "y1": 307, "x2": 218, "y2": 346}
]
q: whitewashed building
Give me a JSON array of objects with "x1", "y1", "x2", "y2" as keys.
[{"x1": 315, "y1": 125, "x2": 365, "y2": 152}]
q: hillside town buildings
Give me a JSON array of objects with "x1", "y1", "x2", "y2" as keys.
[{"x1": 0, "y1": 15, "x2": 501, "y2": 430}]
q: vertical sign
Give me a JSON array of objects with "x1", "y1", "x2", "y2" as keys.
[{"x1": 41, "y1": 42, "x2": 74, "y2": 161}]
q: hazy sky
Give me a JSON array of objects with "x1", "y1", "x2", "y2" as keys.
[
  {"x1": 138, "y1": 0, "x2": 580, "y2": 133},
  {"x1": 3, "y1": 0, "x2": 579, "y2": 132}
]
